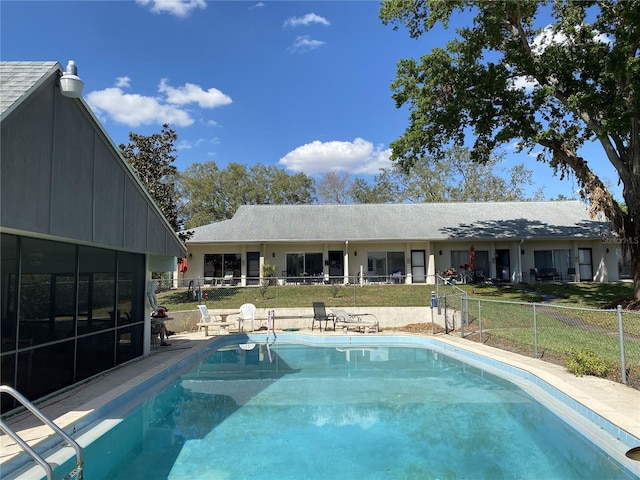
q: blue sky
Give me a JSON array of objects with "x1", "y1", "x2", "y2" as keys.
[{"x1": 1, "y1": 0, "x2": 622, "y2": 200}]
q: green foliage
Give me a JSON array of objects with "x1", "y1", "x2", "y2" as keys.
[
  {"x1": 352, "y1": 146, "x2": 539, "y2": 203},
  {"x1": 565, "y1": 349, "x2": 609, "y2": 378},
  {"x1": 120, "y1": 123, "x2": 192, "y2": 241},
  {"x1": 262, "y1": 262, "x2": 277, "y2": 278},
  {"x1": 259, "y1": 262, "x2": 277, "y2": 299},
  {"x1": 329, "y1": 283, "x2": 342, "y2": 298},
  {"x1": 179, "y1": 161, "x2": 315, "y2": 227},
  {"x1": 259, "y1": 279, "x2": 269, "y2": 299},
  {"x1": 379, "y1": 0, "x2": 640, "y2": 298}
]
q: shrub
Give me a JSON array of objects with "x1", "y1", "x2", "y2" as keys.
[
  {"x1": 259, "y1": 279, "x2": 269, "y2": 299},
  {"x1": 565, "y1": 349, "x2": 608, "y2": 377}
]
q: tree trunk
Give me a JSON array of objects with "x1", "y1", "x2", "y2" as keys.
[
  {"x1": 622, "y1": 186, "x2": 640, "y2": 303},
  {"x1": 632, "y1": 241, "x2": 640, "y2": 303}
]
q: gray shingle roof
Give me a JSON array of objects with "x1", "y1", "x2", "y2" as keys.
[
  {"x1": 188, "y1": 201, "x2": 607, "y2": 244},
  {"x1": 0, "y1": 61, "x2": 60, "y2": 119}
]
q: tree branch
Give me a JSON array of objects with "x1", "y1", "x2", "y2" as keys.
[{"x1": 538, "y1": 137, "x2": 625, "y2": 230}]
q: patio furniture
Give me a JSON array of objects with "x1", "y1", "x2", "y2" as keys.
[
  {"x1": 472, "y1": 270, "x2": 485, "y2": 283},
  {"x1": 312, "y1": 302, "x2": 336, "y2": 331},
  {"x1": 196, "y1": 305, "x2": 234, "y2": 336},
  {"x1": 567, "y1": 267, "x2": 576, "y2": 282},
  {"x1": 221, "y1": 271, "x2": 234, "y2": 286},
  {"x1": 237, "y1": 303, "x2": 257, "y2": 332},
  {"x1": 332, "y1": 309, "x2": 379, "y2": 334},
  {"x1": 530, "y1": 268, "x2": 543, "y2": 282},
  {"x1": 540, "y1": 267, "x2": 561, "y2": 281}
]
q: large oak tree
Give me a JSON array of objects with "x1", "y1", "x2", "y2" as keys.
[
  {"x1": 120, "y1": 124, "x2": 192, "y2": 242},
  {"x1": 380, "y1": 0, "x2": 640, "y2": 301}
]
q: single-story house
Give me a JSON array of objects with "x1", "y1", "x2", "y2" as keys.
[
  {"x1": 184, "y1": 201, "x2": 617, "y2": 286},
  {"x1": 0, "y1": 61, "x2": 186, "y2": 408}
]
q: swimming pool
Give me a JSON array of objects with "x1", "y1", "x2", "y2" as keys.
[{"x1": 7, "y1": 335, "x2": 640, "y2": 479}]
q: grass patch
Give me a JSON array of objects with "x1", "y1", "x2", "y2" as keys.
[
  {"x1": 156, "y1": 281, "x2": 634, "y2": 312},
  {"x1": 522, "y1": 282, "x2": 634, "y2": 308}
]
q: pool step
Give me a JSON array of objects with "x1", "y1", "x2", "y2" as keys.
[{"x1": 64, "y1": 466, "x2": 83, "y2": 480}]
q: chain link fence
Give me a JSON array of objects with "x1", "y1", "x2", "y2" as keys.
[{"x1": 463, "y1": 298, "x2": 640, "y2": 389}]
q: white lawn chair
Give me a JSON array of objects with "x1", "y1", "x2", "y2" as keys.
[
  {"x1": 197, "y1": 304, "x2": 233, "y2": 336},
  {"x1": 237, "y1": 303, "x2": 256, "y2": 332}
]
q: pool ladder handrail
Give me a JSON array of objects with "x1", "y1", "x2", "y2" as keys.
[{"x1": 0, "y1": 385, "x2": 84, "y2": 480}]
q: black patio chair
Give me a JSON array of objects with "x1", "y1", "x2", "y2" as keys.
[{"x1": 312, "y1": 302, "x2": 336, "y2": 331}]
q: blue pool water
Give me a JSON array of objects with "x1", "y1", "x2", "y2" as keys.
[{"x1": 26, "y1": 337, "x2": 640, "y2": 479}]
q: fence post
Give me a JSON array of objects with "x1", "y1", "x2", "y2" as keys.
[
  {"x1": 533, "y1": 304, "x2": 538, "y2": 358},
  {"x1": 617, "y1": 305, "x2": 627, "y2": 385},
  {"x1": 460, "y1": 296, "x2": 465, "y2": 338},
  {"x1": 477, "y1": 299, "x2": 482, "y2": 344},
  {"x1": 444, "y1": 295, "x2": 448, "y2": 334}
]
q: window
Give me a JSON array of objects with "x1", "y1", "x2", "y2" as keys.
[
  {"x1": 534, "y1": 249, "x2": 571, "y2": 273},
  {"x1": 367, "y1": 251, "x2": 405, "y2": 277},
  {"x1": 450, "y1": 250, "x2": 470, "y2": 270},
  {"x1": 286, "y1": 252, "x2": 323, "y2": 277},
  {"x1": 473, "y1": 250, "x2": 490, "y2": 276},
  {"x1": 1, "y1": 233, "x2": 145, "y2": 409},
  {"x1": 618, "y1": 247, "x2": 632, "y2": 279},
  {"x1": 203, "y1": 253, "x2": 241, "y2": 278}
]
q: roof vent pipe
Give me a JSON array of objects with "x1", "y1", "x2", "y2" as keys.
[{"x1": 59, "y1": 60, "x2": 84, "y2": 98}]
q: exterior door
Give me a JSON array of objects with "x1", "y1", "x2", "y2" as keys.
[
  {"x1": 328, "y1": 250, "x2": 343, "y2": 279},
  {"x1": 246, "y1": 252, "x2": 260, "y2": 285},
  {"x1": 578, "y1": 248, "x2": 593, "y2": 281},
  {"x1": 411, "y1": 250, "x2": 426, "y2": 283},
  {"x1": 496, "y1": 249, "x2": 511, "y2": 281}
]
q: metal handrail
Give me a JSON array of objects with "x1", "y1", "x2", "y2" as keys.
[{"x1": 0, "y1": 385, "x2": 83, "y2": 480}]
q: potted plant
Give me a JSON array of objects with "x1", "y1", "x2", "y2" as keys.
[{"x1": 262, "y1": 262, "x2": 277, "y2": 286}]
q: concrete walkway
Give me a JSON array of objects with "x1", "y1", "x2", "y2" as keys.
[{"x1": 1, "y1": 328, "x2": 639, "y2": 476}]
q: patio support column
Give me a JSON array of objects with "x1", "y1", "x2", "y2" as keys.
[
  {"x1": 427, "y1": 241, "x2": 436, "y2": 285},
  {"x1": 405, "y1": 242, "x2": 411, "y2": 284},
  {"x1": 323, "y1": 244, "x2": 329, "y2": 283},
  {"x1": 344, "y1": 240, "x2": 350, "y2": 284},
  {"x1": 516, "y1": 239, "x2": 524, "y2": 283}
]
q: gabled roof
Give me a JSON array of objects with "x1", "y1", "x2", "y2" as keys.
[
  {"x1": 0, "y1": 61, "x2": 59, "y2": 119},
  {"x1": 0, "y1": 60, "x2": 186, "y2": 258},
  {"x1": 188, "y1": 201, "x2": 607, "y2": 244}
]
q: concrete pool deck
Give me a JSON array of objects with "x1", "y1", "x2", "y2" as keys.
[{"x1": 1, "y1": 328, "x2": 639, "y2": 475}]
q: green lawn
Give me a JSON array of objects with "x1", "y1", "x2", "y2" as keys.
[{"x1": 156, "y1": 281, "x2": 634, "y2": 311}]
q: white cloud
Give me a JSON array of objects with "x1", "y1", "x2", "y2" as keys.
[
  {"x1": 86, "y1": 78, "x2": 231, "y2": 128},
  {"x1": 250, "y1": 2, "x2": 265, "y2": 9},
  {"x1": 115, "y1": 76, "x2": 131, "y2": 88},
  {"x1": 86, "y1": 87, "x2": 194, "y2": 127},
  {"x1": 531, "y1": 24, "x2": 612, "y2": 55},
  {"x1": 509, "y1": 75, "x2": 538, "y2": 91},
  {"x1": 158, "y1": 79, "x2": 232, "y2": 108},
  {"x1": 287, "y1": 35, "x2": 325, "y2": 53},
  {"x1": 279, "y1": 138, "x2": 391, "y2": 175},
  {"x1": 136, "y1": 0, "x2": 206, "y2": 18},
  {"x1": 283, "y1": 13, "x2": 330, "y2": 28}
]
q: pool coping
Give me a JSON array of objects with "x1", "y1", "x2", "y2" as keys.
[{"x1": 2, "y1": 330, "x2": 639, "y2": 478}]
